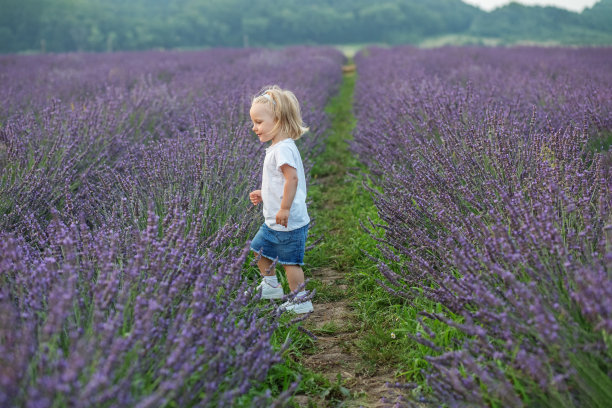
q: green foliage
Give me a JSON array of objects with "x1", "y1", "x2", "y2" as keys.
[
  {"x1": 468, "y1": 1, "x2": 612, "y2": 45},
  {"x1": 569, "y1": 348, "x2": 612, "y2": 408},
  {"x1": 582, "y1": 0, "x2": 612, "y2": 33},
  {"x1": 3, "y1": 0, "x2": 610, "y2": 53},
  {"x1": 588, "y1": 130, "x2": 612, "y2": 152}
]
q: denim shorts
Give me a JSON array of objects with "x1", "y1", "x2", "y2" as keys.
[{"x1": 250, "y1": 222, "x2": 309, "y2": 265}]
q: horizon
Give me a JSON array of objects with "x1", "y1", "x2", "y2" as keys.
[{"x1": 462, "y1": 0, "x2": 600, "y2": 12}]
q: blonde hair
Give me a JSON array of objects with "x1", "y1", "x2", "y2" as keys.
[{"x1": 252, "y1": 85, "x2": 309, "y2": 140}]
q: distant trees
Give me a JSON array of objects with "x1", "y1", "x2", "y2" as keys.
[
  {"x1": 0, "y1": 0, "x2": 610, "y2": 53},
  {"x1": 469, "y1": 3, "x2": 581, "y2": 38},
  {"x1": 582, "y1": 0, "x2": 612, "y2": 33},
  {"x1": 469, "y1": 1, "x2": 612, "y2": 44}
]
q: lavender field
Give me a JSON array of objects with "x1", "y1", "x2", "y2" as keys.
[
  {"x1": 1, "y1": 43, "x2": 611, "y2": 407},
  {"x1": 353, "y1": 46, "x2": 612, "y2": 406},
  {"x1": 0, "y1": 47, "x2": 344, "y2": 407}
]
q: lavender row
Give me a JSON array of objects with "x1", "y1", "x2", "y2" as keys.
[
  {"x1": 352, "y1": 46, "x2": 612, "y2": 406},
  {"x1": 0, "y1": 47, "x2": 344, "y2": 407},
  {"x1": 1, "y1": 47, "x2": 343, "y2": 236}
]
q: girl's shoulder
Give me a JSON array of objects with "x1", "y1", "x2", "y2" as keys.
[
  {"x1": 277, "y1": 139, "x2": 300, "y2": 155},
  {"x1": 267, "y1": 138, "x2": 295, "y2": 152}
]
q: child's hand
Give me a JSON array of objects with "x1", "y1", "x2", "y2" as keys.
[
  {"x1": 275, "y1": 209, "x2": 290, "y2": 227},
  {"x1": 249, "y1": 190, "x2": 262, "y2": 205}
]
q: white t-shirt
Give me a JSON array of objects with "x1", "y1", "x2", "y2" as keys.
[{"x1": 261, "y1": 138, "x2": 310, "y2": 231}]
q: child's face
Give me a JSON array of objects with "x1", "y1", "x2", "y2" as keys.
[{"x1": 249, "y1": 102, "x2": 277, "y2": 144}]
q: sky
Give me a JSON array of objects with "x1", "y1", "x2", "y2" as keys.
[{"x1": 461, "y1": 0, "x2": 600, "y2": 12}]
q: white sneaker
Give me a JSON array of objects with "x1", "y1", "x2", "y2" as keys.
[
  {"x1": 280, "y1": 300, "x2": 314, "y2": 314},
  {"x1": 255, "y1": 280, "x2": 284, "y2": 299}
]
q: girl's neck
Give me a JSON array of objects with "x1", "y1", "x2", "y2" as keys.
[{"x1": 270, "y1": 133, "x2": 290, "y2": 146}]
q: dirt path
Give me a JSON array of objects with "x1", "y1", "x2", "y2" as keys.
[
  {"x1": 291, "y1": 65, "x2": 397, "y2": 407},
  {"x1": 298, "y1": 268, "x2": 395, "y2": 408}
]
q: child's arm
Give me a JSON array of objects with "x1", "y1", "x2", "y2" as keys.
[{"x1": 276, "y1": 164, "x2": 298, "y2": 227}]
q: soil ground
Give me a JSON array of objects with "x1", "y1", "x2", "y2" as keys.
[{"x1": 297, "y1": 268, "x2": 397, "y2": 408}]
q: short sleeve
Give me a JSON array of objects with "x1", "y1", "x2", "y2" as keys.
[{"x1": 275, "y1": 144, "x2": 297, "y2": 172}]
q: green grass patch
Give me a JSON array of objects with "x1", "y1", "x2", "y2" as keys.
[
  {"x1": 588, "y1": 130, "x2": 612, "y2": 152},
  {"x1": 306, "y1": 279, "x2": 348, "y2": 302}
]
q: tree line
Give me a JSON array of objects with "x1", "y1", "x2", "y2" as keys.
[{"x1": 0, "y1": 0, "x2": 610, "y2": 53}]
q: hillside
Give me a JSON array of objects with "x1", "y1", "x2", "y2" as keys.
[
  {"x1": 468, "y1": 1, "x2": 612, "y2": 45},
  {"x1": 582, "y1": 0, "x2": 612, "y2": 32},
  {"x1": 0, "y1": 0, "x2": 610, "y2": 53}
]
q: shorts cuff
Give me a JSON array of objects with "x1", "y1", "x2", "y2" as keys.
[{"x1": 250, "y1": 248, "x2": 304, "y2": 266}]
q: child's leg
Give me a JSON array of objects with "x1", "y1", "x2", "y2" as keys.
[
  {"x1": 257, "y1": 255, "x2": 276, "y2": 277},
  {"x1": 252, "y1": 254, "x2": 283, "y2": 299},
  {"x1": 283, "y1": 264, "x2": 305, "y2": 293}
]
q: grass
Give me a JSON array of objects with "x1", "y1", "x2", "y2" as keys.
[
  {"x1": 588, "y1": 130, "x2": 612, "y2": 152},
  {"x1": 306, "y1": 279, "x2": 347, "y2": 302},
  {"x1": 306, "y1": 72, "x2": 381, "y2": 274},
  {"x1": 419, "y1": 34, "x2": 504, "y2": 47}
]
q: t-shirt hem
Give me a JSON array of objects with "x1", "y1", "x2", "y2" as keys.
[{"x1": 264, "y1": 219, "x2": 310, "y2": 231}]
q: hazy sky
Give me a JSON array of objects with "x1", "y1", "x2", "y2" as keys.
[{"x1": 462, "y1": 0, "x2": 600, "y2": 12}]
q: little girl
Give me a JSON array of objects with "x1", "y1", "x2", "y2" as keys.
[{"x1": 248, "y1": 85, "x2": 313, "y2": 314}]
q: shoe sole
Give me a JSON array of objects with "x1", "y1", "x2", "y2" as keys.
[
  {"x1": 281, "y1": 302, "x2": 314, "y2": 314},
  {"x1": 290, "y1": 305, "x2": 314, "y2": 314},
  {"x1": 261, "y1": 292, "x2": 284, "y2": 300}
]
